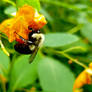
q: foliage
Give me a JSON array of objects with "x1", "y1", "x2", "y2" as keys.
[{"x1": 0, "y1": 0, "x2": 92, "y2": 92}]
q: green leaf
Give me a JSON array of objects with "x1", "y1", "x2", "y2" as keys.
[
  {"x1": 4, "y1": 6, "x2": 16, "y2": 16},
  {"x1": 16, "y1": 0, "x2": 40, "y2": 11},
  {"x1": 38, "y1": 57, "x2": 75, "y2": 92},
  {"x1": 81, "y1": 22, "x2": 92, "y2": 43},
  {"x1": 44, "y1": 33, "x2": 79, "y2": 48},
  {"x1": 61, "y1": 40, "x2": 89, "y2": 53},
  {"x1": 9, "y1": 53, "x2": 43, "y2": 91},
  {"x1": 0, "y1": 49, "x2": 10, "y2": 76}
]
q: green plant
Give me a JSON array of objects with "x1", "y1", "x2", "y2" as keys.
[{"x1": 0, "y1": 0, "x2": 92, "y2": 92}]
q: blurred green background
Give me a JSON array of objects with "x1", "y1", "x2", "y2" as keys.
[{"x1": 0, "y1": 0, "x2": 92, "y2": 92}]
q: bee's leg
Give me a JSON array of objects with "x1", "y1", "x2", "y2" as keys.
[
  {"x1": 15, "y1": 32, "x2": 34, "y2": 45},
  {"x1": 15, "y1": 32, "x2": 28, "y2": 42}
]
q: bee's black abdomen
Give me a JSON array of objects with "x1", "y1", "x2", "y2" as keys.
[{"x1": 14, "y1": 43, "x2": 33, "y2": 54}]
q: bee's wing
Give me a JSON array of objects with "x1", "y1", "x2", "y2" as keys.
[
  {"x1": 29, "y1": 46, "x2": 39, "y2": 63},
  {"x1": 29, "y1": 37, "x2": 42, "y2": 63}
]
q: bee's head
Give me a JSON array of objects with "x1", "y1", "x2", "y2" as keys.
[
  {"x1": 28, "y1": 29, "x2": 45, "y2": 47},
  {"x1": 15, "y1": 27, "x2": 45, "y2": 48}
]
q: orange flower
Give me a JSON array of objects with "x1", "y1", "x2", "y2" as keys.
[
  {"x1": 0, "y1": 17, "x2": 29, "y2": 42},
  {"x1": 73, "y1": 63, "x2": 92, "y2": 92},
  {"x1": 0, "y1": 5, "x2": 47, "y2": 42},
  {"x1": 16, "y1": 5, "x2": 47, "y2": 30}
]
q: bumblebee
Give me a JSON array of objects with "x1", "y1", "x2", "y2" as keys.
[{"x1": 14, "y1": 28, "x2": 45, "y2": 63}]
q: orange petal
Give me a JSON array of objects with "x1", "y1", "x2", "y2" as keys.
[
  {"x1": 12, "y1": 16, "x2": 29, "y2": 40},
  {"x1": 73, "y1": 63, "x2": 92, "y2": 92},
  {"x1": 16, "y1": 5, "x2": 35, "y2": 25},
  {"x1": 29, "y1": 11, "x2": 47, "y2": 30},
  {"x1": 0, "y1": 18, "x2": 16, "y2": 42},
  {"x1": 0, "y1": 16, "x2": 30, "y2": 42},
  {"x1": 73, "y1": 70, "x2": 91, "y2": 91}
]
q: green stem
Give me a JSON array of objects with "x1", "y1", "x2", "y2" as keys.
[
  {"x1": 8, "y1": 56, "x2": 16, "y2": 92},
  {"x1": 0, "y1": 40, "x2": 10, "y2": 56},
  {"x1": 57, "y1": 51, "x2": 87, "y2": 68},
  {"x1": 63, "y1": 46, "x2": 86, "y2": 53},
  {"x1": 40, "y1": 0, "x2": 92, "y2": 12},
  {"x1": 2, "y1": 82, "x2": 6, "y2": 92},
  {"x1": 3, "y1": 0, "x2": 16, "y2": 6},
  {"x1": 0, "y1": 75, "x2": 6, "y2": 92},
  {"x1": 40, "y1": 0, "x2": 82, "y2": 11},
  {"x1": 44, "y1": 48, "x2": 88, "y2": 69},
  {"x1": 68, "y1": 24, "x2": 83, "y2": 34}
]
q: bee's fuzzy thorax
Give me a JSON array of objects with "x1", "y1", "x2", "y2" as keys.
[{"x1": 32, "y1": 33, "x2": 45, "y2": 47}]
